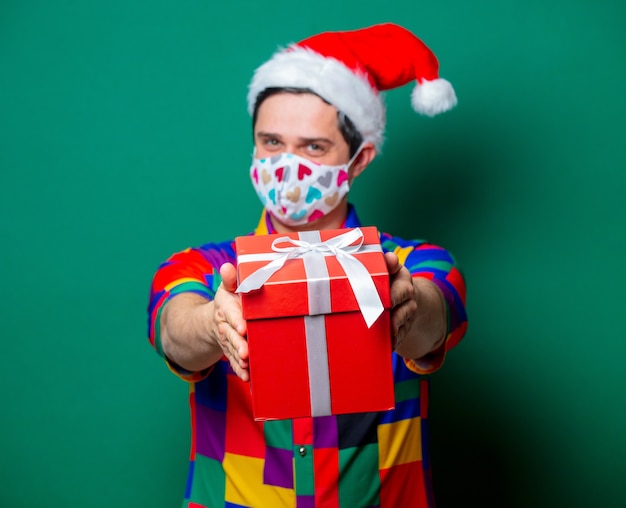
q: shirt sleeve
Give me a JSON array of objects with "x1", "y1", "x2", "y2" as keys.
[
  {"x1": 380, "y1": 233, "x2": 468, "y2": 375},
  {"x1": 147, "y1": 242, "x2": 235, "y2": 382}
]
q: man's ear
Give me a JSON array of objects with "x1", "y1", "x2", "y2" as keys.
[{"x1": 350, "y1": 142, "x2": 377, "y2": 180}]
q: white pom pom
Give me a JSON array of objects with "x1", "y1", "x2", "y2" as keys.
[{"x1": 411, "y1": 78, "x2": 458, "y2": 117}]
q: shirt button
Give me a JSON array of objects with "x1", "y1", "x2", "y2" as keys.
[{"x1": 299, "y1": 446, "x2": 306, "y2": 457}]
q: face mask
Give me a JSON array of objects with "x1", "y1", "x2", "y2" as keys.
[{"x1": 250, "y1": 148, "x2": 361, "y2": 226}]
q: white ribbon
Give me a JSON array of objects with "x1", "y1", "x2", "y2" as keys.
[{"x1": 236, "y1": 228, "x2": 385, "y2": 328}]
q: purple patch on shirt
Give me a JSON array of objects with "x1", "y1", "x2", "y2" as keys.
[
  {"x1": 297, "y1": 495, "x2": 316, "y2": 508},
  {"x1": 313, "y1": 415, "x2": 338, "y2": 448},
  {"x1": 263, "y1": 446, "x2": 294, "y2": 489},
  {"x1": 195, "y1": 403, "x2": 226, "y2": 461}
]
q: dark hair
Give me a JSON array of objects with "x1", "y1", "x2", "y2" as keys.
[{"x1": 252, "y1": 87, "x2": 363, "y2": 157}]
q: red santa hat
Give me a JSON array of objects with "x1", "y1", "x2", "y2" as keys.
[{"x1": 247, "y1": 22, "x2": 457, "y2": 150}]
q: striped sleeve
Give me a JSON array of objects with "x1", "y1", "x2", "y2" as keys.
[
  {"x1": 380, "y1": 233, "x2": 468, "y2": 374},
  {"x1": 146, "y1": 241, "x2": 237, "y2": 381}
]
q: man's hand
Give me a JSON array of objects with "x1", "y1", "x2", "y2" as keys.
[
  {"x1": 384, "y1": 251, "x2": 447, "y2": 360},
  {"x1": 209, "y1": 263, "x2": 250, "y2": 381},
  {"x1": 385, "y1": 252, "x2": 418, "y2": 349},
  {"x1": 160, "y1": 262, "x2": 250, "y2": 382}
]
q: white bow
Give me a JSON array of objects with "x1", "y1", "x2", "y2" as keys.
[{"x1": 236, "y1": 228, "x2": 385, "y2": 328}]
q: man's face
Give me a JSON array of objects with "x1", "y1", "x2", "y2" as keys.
[{"x1": 253, "y1": 92, "x2": 352, "y2": 165}]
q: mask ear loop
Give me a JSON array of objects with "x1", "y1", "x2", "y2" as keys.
[{"x1": 346, "y1": 142, "x2": 366, "y2": 172}]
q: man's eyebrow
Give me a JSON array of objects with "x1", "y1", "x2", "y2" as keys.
[
  {"x1": 297, "y1": 136, "x2": 334, "y2": 145},
  {"x1": 255, "y1": 132, "x2": 334, "y2": 145},
  {"x1": 256, "y1": 131, "x2": 282, "y2": 139}
]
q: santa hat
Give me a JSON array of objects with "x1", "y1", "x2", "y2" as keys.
[{"x1": 247, "y1": 22, "x2": 457, "y2": 150}]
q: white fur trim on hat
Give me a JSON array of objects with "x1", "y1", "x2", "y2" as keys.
[
  {"x1": 247, "y1": 46, "x2": 386, "y2": 150},
  {"x1": 411, "y1": 78, "x2": 458, "y2": 117}
]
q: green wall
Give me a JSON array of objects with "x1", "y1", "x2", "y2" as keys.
[{"x1": 1, "y1": 1, "x2": 625, "y2": 506}]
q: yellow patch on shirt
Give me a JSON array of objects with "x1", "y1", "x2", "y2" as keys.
[
  {"x1": 223, "y1": 452, "x2": 295, "y2": 506},
  {"x1": 254, "y1": 210, "x2": 270, "y2": 236},
  {"x1": 394, "y1": 246, "x2": 413, "y2": 265},
  {"x1": 378, "y1": 417, "x2": 422, "y2": 469}
]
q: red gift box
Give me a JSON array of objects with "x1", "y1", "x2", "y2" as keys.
[{"x1": 235, "y1": 226, "x2": 394, "y2": 421}]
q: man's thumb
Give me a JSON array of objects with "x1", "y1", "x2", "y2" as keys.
[{"x1": 219, "y1": 263, "x2": 238, "y2": 293}]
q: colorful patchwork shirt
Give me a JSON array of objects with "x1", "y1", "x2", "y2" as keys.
[{"x1": 147, "y1": 205, "x2": 467, "y2": 508}]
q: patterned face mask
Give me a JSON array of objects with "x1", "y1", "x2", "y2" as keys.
[{"x1": 249, "y1": 148, "x2": 361, "y2": 226}]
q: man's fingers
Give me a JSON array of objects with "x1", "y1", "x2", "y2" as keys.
[
  {"x1": 394, "y1": 299, "x2": 417, "y2": 331},
  {"x1": 216, "y1": 322, "x2": 250, "y2": 381},
  {"x1": 217, "y1": 322, "x2": 247, "y2": 360},
  {"x1": 215, "y1": 280, "x2": 247, "y2": 337},
  {"x1": 211, "y1": 275, "x2": 250, "y2": 383},
  {"x1": 228, "y1": 357, "x2": 250, "y2": 382},
  {"x1": 217, "y1": 329, "x2": 238, "y2": 362},
  {"x1": 390, "y1": 269, "x2": 414, "y2": 308},
  {"x1": 217, "y1": 302, "x2": 246, "y2": 338}
]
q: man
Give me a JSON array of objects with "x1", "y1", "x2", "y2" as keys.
[{"x1": 148, "y1": 23, "x2": 467, "y2": 508}]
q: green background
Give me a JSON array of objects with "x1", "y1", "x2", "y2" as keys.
[{"x1": 1, "y1": 1, "x2": 625, "y2": 506}]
